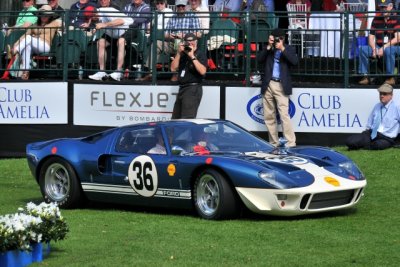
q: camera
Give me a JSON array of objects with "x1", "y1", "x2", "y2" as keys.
[{"x1": 184, "y1": 42, "x2": 192, "y2": 52}]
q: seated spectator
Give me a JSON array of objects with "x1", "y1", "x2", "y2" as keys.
[
  {"x1": 287, "y1": 0, "x2": 311, "y2": 12},
  {"x1": 6, "y1": 0, "x2": 38, "y2": 35},
  {"x1": 346, "y1": 84, "x2": 400, "y2": 150},
  {"x1": 69, "y1": 0, "x2": 97, "y2": 28},
  {"x1": 186, "y1": 0, "x2": 210, "y2": 35},
  {"x1": 48, "y1": 0, "x2": 64, "y2": 11},
  {"x1": 123, "y1": 0, "x2": 151, "y2": 29},
  {"x1": 358, "y1": 0, "x2": 400, "y2": 86},
  {"x1": 136, "y1": 0, "x2": 173, "y2": 81},
  {"x1": 322, "y1": 0, "x2": 341, "y2": 11},
  {"x1": 86, "y1": 5, "x2": 134, "y2": 81},
  {"x1": 8, "y1": 5, "x2": 62, "y2": 80},
  {"x1": 165, "y1": 0, "x2": 201, "y2": 43}
]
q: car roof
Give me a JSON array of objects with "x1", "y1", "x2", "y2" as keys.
[{"x1": 119, "y1": 119, "x2": 222, "y2": 129}]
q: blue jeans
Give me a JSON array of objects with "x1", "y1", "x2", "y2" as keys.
[{"x1": 358, "y1": 45, "x2": 400, "y2": 75}]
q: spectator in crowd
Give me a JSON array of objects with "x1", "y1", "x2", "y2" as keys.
[
  {"x1": 6, "y1": 0, "x2": 38, "y2": 35},
  {"x1": 246, "y1": 0, "x2": 275, "y2": 12},
  {"x1": 170, "y1": 33, "x2": 207, "y2": 119},
  {"x1": 346, "y1": 84, "x2": 400, "y2": 150},
  {"x1": 186, "y1": 0, "x2": 210, "y2": 35},
  {"x1": 287, "y1": 0, "x2": 312, "y2": 12},
  {"x1": 257, "y1": 28, "x2": 298, "y2": 148},
  {"x1": 8, "y1": 5, "x2": 62, "y2": 80},
  {"x1": 358, "y1": 0, "x2": 400, "y2": 86},
  {"x1": 70, "y1": 0, "x2": 97, "y2": 28},
  {"x1": 86, "y1": 4, "x2": 134, "y2": 81},
  {"x1": 165, "y1": 0, "x2": 201, "y2": 44},
  {"x1": 137, "y1": 0, "x2": 173, "y2": 81},
  {"x1": 322, "y1": 0, "x2": 345, "y2": 11},
  {"x1": 123, "y1": 0, "x2": 152, "y2": 29}
]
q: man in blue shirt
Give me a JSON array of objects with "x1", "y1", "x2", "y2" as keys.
[{"x1": 346, "y1": 83, "x2": 400, "y2": 150}]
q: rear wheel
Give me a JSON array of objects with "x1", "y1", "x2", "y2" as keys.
[
  {"x1": 39, "y1": 158, "x2": 83, "y2": 208},
  {"x1": 193, "y1": 169, "x2": 238, "y2": 220}
]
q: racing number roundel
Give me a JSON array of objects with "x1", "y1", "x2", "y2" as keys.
[{"x1": 128, "y1": 155, "x2": 158, "y2": 197}]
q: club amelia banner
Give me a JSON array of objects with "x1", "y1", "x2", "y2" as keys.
[
  {"x1": 73, "y1": 84, "x2": 221, "y2": 126},
  {"x1": 226, "y1": 87, "x2": 400, "y2": 133},
  {"x1": 0, "y1": 83, "x2": 68, "y2": 124}
]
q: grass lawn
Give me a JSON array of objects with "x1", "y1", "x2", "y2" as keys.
[{"x1": 1, "y1": 148, "x2": 399, "y2": 266}]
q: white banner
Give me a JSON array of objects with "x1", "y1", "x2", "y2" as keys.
[
  {"x1": 0, "y1": 82, "x2": 68, "y2": 124},
  {"x1": 74, "y1": 84, "x2": 220, "y2": 126},
  {"x1": 226, "y1": 87, "x2": 400, "y2": 133}
]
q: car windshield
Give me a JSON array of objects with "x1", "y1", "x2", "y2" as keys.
[{"x1": 165, "y1": 121, "x2": 274, "y2": 154}]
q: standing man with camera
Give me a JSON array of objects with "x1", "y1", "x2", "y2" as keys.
[
  {"x1": 170, "y1": 32, "x2": 207, "y2": 119},
  {"x1": 257, "y1": 28, "x2": 298, "y2": 147}
]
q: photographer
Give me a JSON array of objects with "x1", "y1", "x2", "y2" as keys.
[
  {"x1": 170, "y1": 32, "x2": 207, "y2": 119},
  {"x1": 257, "y1": 28, "x2": 298, "y2": 147}
]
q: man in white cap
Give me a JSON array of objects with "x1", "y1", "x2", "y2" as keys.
[{"x1": 346, "y1": 83, "x2": 400, "y2": 150}]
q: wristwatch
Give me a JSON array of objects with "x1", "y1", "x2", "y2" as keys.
[{"x1": 191, "y1": 57, "x2": 197, "y2": 61}]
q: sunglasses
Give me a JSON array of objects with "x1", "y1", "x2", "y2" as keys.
[
  {"x1": 379, "y1": 92, "x2": 391, "y2": 95},
  {"x1": 22, "y1": 0, "x2": 32, "y2": 2},
  {"x1": 156, "y1": 2, "x2": 165, "y2": 5},
  {"x1": 177, "y1": 5, "x2": 186, "y2": 8}
]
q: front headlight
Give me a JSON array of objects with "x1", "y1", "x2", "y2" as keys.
[
  {"x1": 339, "y1": 161, "x2": 365, "y2": 180},
  {"x1": 258, "y1": 170, "x2": 287, "y2": 189}
]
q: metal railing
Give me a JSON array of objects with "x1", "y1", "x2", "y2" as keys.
[{"x1": 1, "y1": 10, "x2": 399, "y2": 87}]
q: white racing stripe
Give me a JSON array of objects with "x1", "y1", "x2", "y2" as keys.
[{"x1": 81, "y1": 183, "x2": 191, "y2": 199}]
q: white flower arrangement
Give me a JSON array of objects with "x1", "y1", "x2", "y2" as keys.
[{"x1": 0, "y1": 202, "x2": 68, "y2": 253}]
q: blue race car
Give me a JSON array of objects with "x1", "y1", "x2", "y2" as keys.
[{"x1": 26, "y1": 119, "x2": 366, "y2": 219}]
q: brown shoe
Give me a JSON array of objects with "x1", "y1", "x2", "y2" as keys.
[
  {"x1": 170, "y1": 74, "x2": 178, "y2": 82},
  {"x1": 384, "y1": 77, "x2": 395, "y2": 85},
  {"x1": 358, "y1": 77, "x2": 369, "y2": 85}
]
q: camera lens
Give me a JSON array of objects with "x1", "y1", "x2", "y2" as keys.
[{"x1": 184, "y1": 45, "x2": 192, "y2": 52}]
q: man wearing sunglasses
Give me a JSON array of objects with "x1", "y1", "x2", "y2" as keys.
[{"x1": 346, "y1": 83, "x2": 400, "y2": 150}]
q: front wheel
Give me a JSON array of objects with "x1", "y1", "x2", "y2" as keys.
[
  {"x1": 193, "y1": 169, "x2": 238, "y2": 220},
  {"x1": 39, "y1": 157, "x2": 83, "y2": 208}
]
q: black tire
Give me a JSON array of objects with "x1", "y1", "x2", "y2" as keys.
[
  {"x1": 39, "y1": 157, "x2": 83, "y2": 208},
  {"x1": 193, "y1": 169, "x2": 239, "y2": 220}
]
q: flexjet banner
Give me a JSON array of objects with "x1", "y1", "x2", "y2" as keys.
[
  {"x1": 226, "y1": 87, "x2": 400, "y2": 133},
  {"x1": 73, "y1": 84, "x2": 220, "y2": 126},
  {"x1": 0, "y1": 82, "x2": 68, "y2": 124}
]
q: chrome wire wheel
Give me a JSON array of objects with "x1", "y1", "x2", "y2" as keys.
[
  {"x1": 44, "y1": 162, "x2": 70, "y2": 202},
  {"x1": 196, "y1": 173, "x2": 220, "y2": 216}
]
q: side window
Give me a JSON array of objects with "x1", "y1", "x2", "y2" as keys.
[{"x1": 116, "y1": 128, "x2": 159, "y2": 154}]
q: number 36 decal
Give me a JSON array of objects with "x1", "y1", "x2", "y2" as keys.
[{"x1": 128, "y1": 155, "x2": 158, "y2": 197}]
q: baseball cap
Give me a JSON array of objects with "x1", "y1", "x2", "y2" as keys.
[
  {"x1": 184, "y1": 32, "x2": 197, "y2": 41},
  {"x1": 271, "y1": 28, "x2": 285, "y2": 38},
  {"x1": 378, "y1": 83, "x2": 393, "y2": 93},
  {"x1": 83, "y1": 6, "x2": 97, "y2": 19},
  {"x1": 175, "y1": 0, "x2": 188, "y2": 6}
]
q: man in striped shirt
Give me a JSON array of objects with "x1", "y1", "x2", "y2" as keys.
[{"x1": 358, "y1": 0, "x2": 400, "y2": 86}]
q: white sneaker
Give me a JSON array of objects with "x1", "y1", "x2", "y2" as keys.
[
  {"x1": 110, "y1": 71, "x2": 123, "y2": 81},
  {"x1": 89, "y1": 72, "x2": 108, "y2": 81}
]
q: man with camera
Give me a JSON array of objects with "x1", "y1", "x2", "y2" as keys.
[
  {"x1": 170, "y1": 32, "x2": 207, "y2": 119},
  {"x1": 257, "y1": 28, "x2": 299, "y2": 148}
]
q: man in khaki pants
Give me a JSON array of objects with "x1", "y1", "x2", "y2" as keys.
[{"x1": 257, "y1": 28, "x2": 298, "y2": 147}]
